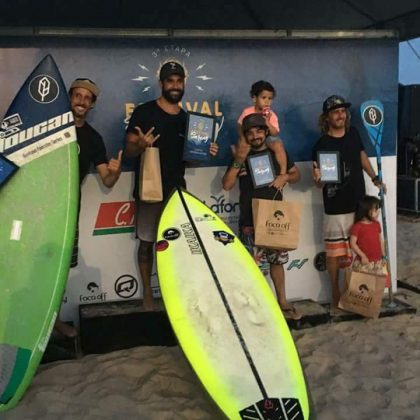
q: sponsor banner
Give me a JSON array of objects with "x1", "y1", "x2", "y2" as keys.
[
  {"x1": 0, "y1": 39, "x2": 398, "y2": 325},
  {"x1": 93, "y1": 201, "x2": 135, "y2": 236}
]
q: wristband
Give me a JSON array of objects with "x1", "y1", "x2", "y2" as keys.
[
  {"x1": 372, "y1": 175, "x2": 380, "y2": 183},
  {"x1": 231, "y1": 160, "x2": 243, "y2": 169}
]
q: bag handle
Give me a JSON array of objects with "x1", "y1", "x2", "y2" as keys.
[{"x1": 272, "y1": 189, "x2": 281, "y2": 201}]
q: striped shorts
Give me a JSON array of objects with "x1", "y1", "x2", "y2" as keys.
[{"x1": 323, "y1": 213, "x2": 354, "y2": 258}]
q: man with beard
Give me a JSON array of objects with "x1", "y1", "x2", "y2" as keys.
[
  {"x1": 55, "y1": 78, "x2": 122, "y2": 337},
  {"x1": 312, "y1": 95, "x2": 385, "y2": 313},
  {"x1": 125, "y1": 62, "x2": 218, "y2": 311},
  {"x1": 222, "y1": 113, "x2": 302, "y2": 320}
]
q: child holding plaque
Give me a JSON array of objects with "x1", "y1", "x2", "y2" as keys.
[{"x1": 237, "y1": 81, "x2": 288, "y2": 188}]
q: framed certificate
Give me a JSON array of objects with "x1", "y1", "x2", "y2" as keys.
[
  {"x1": 183, "y1": 112, "x2": 216, "y2": 162},
  {"x1": 247, "y1": 151, "x2": 275, "y2": 188},
  {"x1": 317, "y1": 151, "x2": 341, "y2": 183}
]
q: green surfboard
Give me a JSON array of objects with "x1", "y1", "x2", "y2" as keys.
[{"x1": 0, "y1": 55, "x2": 78, "y2": 412}]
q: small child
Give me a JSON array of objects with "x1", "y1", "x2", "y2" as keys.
[
  {"x1": 237, "y1": 81, "x2": 288, "y2": 185},
  {"x1": 350, "y1": 195, "x2": 389, "y2": 282}
]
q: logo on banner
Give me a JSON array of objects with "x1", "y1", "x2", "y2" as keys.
[
  {"x1": 287, "y1": 258, "x2": 308, "y2": 271},
  {"x1": 203, "y1": 195, "x2": 239, "y2": 214},
  {"x1": 79, "y1": 282, "x2": 107, "y2": 303},
  {"x1": 125, "y1": 46, "x2": 223, "y2": 127},
  {"x1": 87, "y1": 282, "x2": 99, "y2": 293},
  {"x1": 29, "y1": 75, "x2": 59, "y2": 104},
  {"x1": 202, "y1": 194, "x2": 239, "y2": 231},
  {"x1": 93, "y1": 201, "x2": 135, "y2": 235},
  {"x1": 314, "y1": 252, "x2": 327, "y2": 271},
  {"x1": 114, "y1": 275, "x2": 138, "y2": 299}
]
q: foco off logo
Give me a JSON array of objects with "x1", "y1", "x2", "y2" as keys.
[
  {"x1": 28, "y1": 75, "x2": 59, "y2": 104},
  {"x1": 266, "y1": 210, "x2": 291, "y2": 236},
  {"x1": 79, "y1": 281, "x2": 107, "y2": 303},
  {"x1": 124, "y1": 45, "x2": 223, "y2": 127},
  {"x1": 347, "y1": 283, "x2": 373, "y2": 307},
  {"x1": 93, "y1": 201, "x2": 135, "y2": 236}
]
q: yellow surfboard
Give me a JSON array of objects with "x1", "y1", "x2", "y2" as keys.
[{"x1": 156, "y1": 188, "x2": 309, "y2": 420}]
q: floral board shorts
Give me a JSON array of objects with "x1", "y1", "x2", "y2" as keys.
[{"x1": 239, "y1": 226, "x2": 288, "y2": 274}]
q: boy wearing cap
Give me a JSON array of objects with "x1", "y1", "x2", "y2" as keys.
[
  {"x1": 312, "y1": 95, "x2": 385, "y2": 312},
  {"x1": 223, "y1": 113, "x2": 302, "y2": 320},
  {"x1": 55, "y1": 78, "x2": 122, "y2": 337},
  {"x1": 125, "y1": 61, "x2": 218, "y2": 311}
]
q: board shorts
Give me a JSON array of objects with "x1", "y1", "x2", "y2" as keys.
[
  {"x1": 135, "y1": 200, "x2": 164, "y2": 242},
  {"x1": 240, "y1": 226, "x2": 288, "y2": 267},
  {"x1": 323, "y1": 212, "x2": 354, "y2": 258}
]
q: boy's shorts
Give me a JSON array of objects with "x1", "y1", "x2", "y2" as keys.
[
  {"x1": 323, "y1": 212, "x2": 354, "y2": 258},
  {"x1": 240, "y1": 226, "x2": 288, "y2": 266},
  {"x1": 135, "y1": 201, "x2": 164, "y2": 242}
]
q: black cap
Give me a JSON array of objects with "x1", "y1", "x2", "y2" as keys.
[
  {"x1": 242, "y1": 113, "x2": 268, "y2": 133},
  {"x1": 322, "y1": 95, "x2": 351, "y2": 114},
  {"x1": 159, "y1": 61, "x2": 185, "y2": 80}
]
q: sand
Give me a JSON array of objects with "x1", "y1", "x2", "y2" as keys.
[{"x1": 3, "y1": 217, "x2": 420, "y2": 420}]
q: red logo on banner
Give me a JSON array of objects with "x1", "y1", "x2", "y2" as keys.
[{"x1": 93, "y1": 201, "x2": 135, "y2": 236}]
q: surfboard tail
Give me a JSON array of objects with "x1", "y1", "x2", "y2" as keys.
[{"x1": 240, "y1": 397, "x2": 305, "y2": 420}]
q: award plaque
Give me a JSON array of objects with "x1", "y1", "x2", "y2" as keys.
[
  {"x1": 247, "y1": 151, "x2": 275, "y2": 188},
  {"x1": 317, "y1": 151, "x2": 341, "y2": 183},
  {"x1": 183, "y1": 112, "x2": 216, "y2": 162}
]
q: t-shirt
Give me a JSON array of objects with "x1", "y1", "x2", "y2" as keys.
[
  {"x1": 350, "y1": 220, "x2": 382, "y2": 261},
  {"x1": 238, "y1": 105, "x2": 280, "y2": 132},
  {"x1": 238, "y1": 149, "x2": 293, "y2": 227},
  {"x1": 312, "y1": 126, "x2": 366, "y2": 215},
  {"x1": 76, "y1": 122, "x2": 108, "y2": 185},
  {"x1": 126, "y1": 100, "x2": 187, "y2": 200}
]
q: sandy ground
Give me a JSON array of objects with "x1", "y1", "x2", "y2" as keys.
[{"x1": 3, "y1": 217, "x2": 420, "y2": 420}]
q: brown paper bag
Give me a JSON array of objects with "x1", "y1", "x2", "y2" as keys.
[
  {"x1": 138, "y1": 147, "x2": 163, "y2": 203},
  {"x1": 252, "y1": 199, "x2": 302, "y2": 250},
  {"x1": 339, "y1": 270, "x2": 386, "y2": 318}
]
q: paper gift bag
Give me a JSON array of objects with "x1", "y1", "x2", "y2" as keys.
[
  {"x1": 352, "y1": 259, "x2": 391, "y2": 288},
  {"x1": 339, "y1": 270, "x2": 386, "y2": 318},
  {"x1": 138, "y1": 147, "x2": 163, "y2": 203},
  {"x1": 252, "y1": 199, "x2": 302, "y2": 250}
]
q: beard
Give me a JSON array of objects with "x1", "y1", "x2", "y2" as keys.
[
  {"x1": 162, "y1": 87, "x2": 184, "y2": 104},
  {"x1": 329, "y1": 119, "x2": 346, "y2": 129},
  {"x1": 249, "y1": 138, "x2": 265, "y2": 150},
  {"x1": 71, "y1": 104, "x2": 89, "y2": 119}
]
